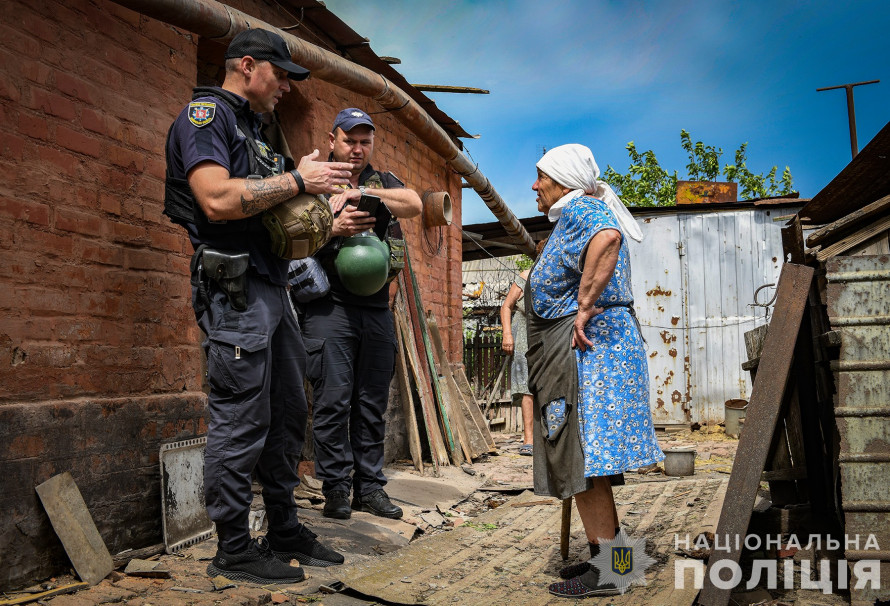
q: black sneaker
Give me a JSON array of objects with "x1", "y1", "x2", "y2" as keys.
[
  {"x1": 267, "y1": 523, "x2": 345, "y2": 567},
  {"x1": 351, "y1": 489, "x2": 403, "y2": 519},
  {"x1": 323, "y1": 490, "x2": 352, "y2": 519},
  {"x1": 206, "y1": 537, "x2": 304, "y2": 584}
]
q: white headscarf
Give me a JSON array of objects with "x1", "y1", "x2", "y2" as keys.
[{"x1": 536, "y1": 143, "x2": 643, "y2": 242}]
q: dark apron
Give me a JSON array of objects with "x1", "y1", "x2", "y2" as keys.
[{"x1": 524, "y1": 282, "x2": 624, "y2": 500}]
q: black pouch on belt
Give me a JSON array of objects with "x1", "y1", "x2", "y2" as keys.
[{"x1": 202, "y1": 249, "x2": 250, "y2": 311}]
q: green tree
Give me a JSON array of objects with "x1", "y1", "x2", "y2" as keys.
[
  {"x1": 601, "y1": 142, "x2": 679, "y2": 208},
  {"x1": 604, "y1": 130, "x2": 795, "y2": 206},
  {"x1": 515, "y1": 254, "x2": 534, "y2": 271}
]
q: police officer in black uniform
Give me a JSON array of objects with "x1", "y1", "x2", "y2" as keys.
[
  {"x1": 303, "y1": 109, "x2": 421, "y2": 520},
  {"x1": 164, "y1": 29, "x2": 354, "y2": 584}
]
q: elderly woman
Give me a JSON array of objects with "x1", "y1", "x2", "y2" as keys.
[{"x1": 524, "y1": 144, "x2": 663, "y2": 598}]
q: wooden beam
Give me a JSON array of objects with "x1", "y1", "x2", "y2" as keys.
[
  {"x1": 410, "y1": 84, "x2": 490, "y2": 94},
  {"x1": 806, "y1": 194, "x2": 890, "y2": 247},
  {"x1": 699, "y1": 263, "x2": 814, "y2": 606},
  {"x1": 815, "y1": 214, "x2": 890, "y2": 261}
]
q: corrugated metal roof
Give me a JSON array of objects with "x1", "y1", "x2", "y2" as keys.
[
  {"x1": 798, "y1": 120, "x2": 890, "y2": 225},
  {"x1": 285, "y1": 0, "x2": 473, "y2": 141},
  {"x1": 462, "y1": 199, "x2": 808, "y2": 262}
]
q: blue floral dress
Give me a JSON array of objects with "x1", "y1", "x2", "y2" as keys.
[{"x1": 530, "y1": 195, "x2": 663, "y2": 477}]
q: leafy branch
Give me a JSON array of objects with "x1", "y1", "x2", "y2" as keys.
[{"x1": 604, "y1": 130, "x2": 795, "y2": 206}]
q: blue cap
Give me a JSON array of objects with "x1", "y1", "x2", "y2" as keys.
[{"x1": 332, "y1": 108, "x2": 375, "y2": 133}]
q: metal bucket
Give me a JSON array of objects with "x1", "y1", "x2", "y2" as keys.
[
  {"x1": 724, "y1": 399, "x2": 748, "y2": 439},
  {"x1": 664, "y1": 447, "x2": 696, "y2": 476}
]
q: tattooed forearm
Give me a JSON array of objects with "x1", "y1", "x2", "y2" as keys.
[{"x1": 240, "y1": 174, "x2": 296, "y2": 216}]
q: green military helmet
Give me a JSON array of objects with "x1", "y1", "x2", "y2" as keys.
[{"x1": 334, "y1": 234, "x2": 390, "y2": 296}]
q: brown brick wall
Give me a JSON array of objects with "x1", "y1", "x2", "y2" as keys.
[{"x1": 0, "y1": 0, "x2": 464, "y2": 589}]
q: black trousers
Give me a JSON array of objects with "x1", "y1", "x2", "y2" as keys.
[
  {"x1": 193, "y1": 270, "x2": 308, "y2": 553},
  {"x1": 302, "y1": 298, "x2": 396, "y2": 497}
]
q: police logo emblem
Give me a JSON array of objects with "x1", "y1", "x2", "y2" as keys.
[
  {"x1": 611, "y1": 546, "x2": 633, "y2": 575},
  {"x1": 256, "y1": 140, "x2": 273, "y2": 158},
  {"x1": 188, "y1": 102, "x2": 216, "y2": 127}
]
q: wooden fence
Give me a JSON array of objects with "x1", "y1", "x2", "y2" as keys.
[{"x1": 464, "y1": 335, "x2": 510, "y2": 403}]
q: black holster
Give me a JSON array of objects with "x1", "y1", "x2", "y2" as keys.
[{"x1": 194, "y1": 247, "x2": 250, "y2": 311}]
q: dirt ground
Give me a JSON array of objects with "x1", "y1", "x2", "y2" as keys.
[{"x1": 5, "y1": 427, "x2": 849, "y2": 606}]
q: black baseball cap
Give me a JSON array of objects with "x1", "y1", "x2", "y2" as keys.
[
  {"x1": 332, "y1": 108, "x2": 375, "y2": 133},
  {"x1": 225, "y1": 29, "x2": 310, "y2": 81}
]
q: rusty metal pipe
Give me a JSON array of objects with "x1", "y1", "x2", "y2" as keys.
[{"x1": 110, "y1": 0, "x2": 535, "y2": 255}]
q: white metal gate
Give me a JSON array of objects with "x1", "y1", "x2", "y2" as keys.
[{"x1": 627, "y1": 205, "x2": 797, "y2": 424}]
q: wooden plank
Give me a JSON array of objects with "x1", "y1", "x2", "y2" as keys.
[
  {"x1": 781, "y1": 215, "x2": 806, "y2": 264},
  {"x1": 806, "y1": 193, "x2": 890, "y2": 247},
  {"x1": 484, "y1": 357, "x2": 509, "y2": 412},
  {"x1": 455, "y1": 365, "x2": 497, "y2": 450},
  {"x1": 402, "y1": 250, "x2": 462, "y2": 464},
  {"x1": 394, "y1": 302, "x2": 425, "y2": 473},
  {"x1": 815, "y1": 214, "x2": 890, "y2": 261},
  {"x1": 699, "y1": 263, "x2": 814, "y2": 606},
  {"x1": 395, "y1": 308, "x2": 448, "y2": 467},
  {"x1": 35, "y1": 472, "x2": 114, "y2": 585},
  {"x1": 426, "y1": 313, "x2": 477, "y2": 461},
  {"x1": 0, "y1": 583, "x2": 89, "y2": 605}
]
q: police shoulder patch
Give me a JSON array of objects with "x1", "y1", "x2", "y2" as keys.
[{"x1": 188, "y1": 101, "x2": 216, "y2": 127}]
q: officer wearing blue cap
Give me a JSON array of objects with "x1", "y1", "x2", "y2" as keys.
[
  {"x1": 164, "y1": 28, "x2": 355, "y2": 584},
  {"x1": 302, "y1": 108, "x2": 421, "y2": 521}
]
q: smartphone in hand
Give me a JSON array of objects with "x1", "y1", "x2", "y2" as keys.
[{"x1": 354, "y1": 193, "x2": 380, "y2": 215}]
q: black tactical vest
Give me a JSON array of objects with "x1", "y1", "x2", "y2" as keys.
[{"x1": 163, "y1": 87, "x2": 283, "y2": 236}]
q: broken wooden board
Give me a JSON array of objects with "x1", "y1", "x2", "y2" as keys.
[
  {"x1": 35, "y1": 472, "x2": 113, "y2": 585},
  {"x1": 0, "y1": 582, "x2": 89, "y2": 605},
  {"x1": 427, "y1": 312, "x2": 489, "y2": 459},
  {"x1": 395, "y1": 322, "x2": 425, "y2": 473},
  {"x1": 699, "y1": 263, "x2": 814, "y2": 606},
  {"x1": 394, "y1": 298, "x2": 448, "y2": 467},
  {"x1": 403, "y1": 250, "x2": 461, "y2": 464},
  {"x1": 451, "y1": 362, "x2": 497, "y2": 451},
  {"x1": 335, "y1": 478, "x2": 728, "y2": 605}
]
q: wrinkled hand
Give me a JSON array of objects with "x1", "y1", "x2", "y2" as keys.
[
  {"x1": 296, "y1": 149, "x2": 353, "y2": 194},
  {"x1": 332, "y1": 204, "x2": 376, "y2": 237},
  {"x1": 571, "y1": 306, "x2": 605, "y2": 352},
  {"x1": 502, "y1": 336, "x2": 514, "y2": 355}
]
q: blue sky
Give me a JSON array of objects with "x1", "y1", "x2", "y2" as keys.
[{"x1": 324, "y1": 0, "x2": 890, "y2": 225}]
